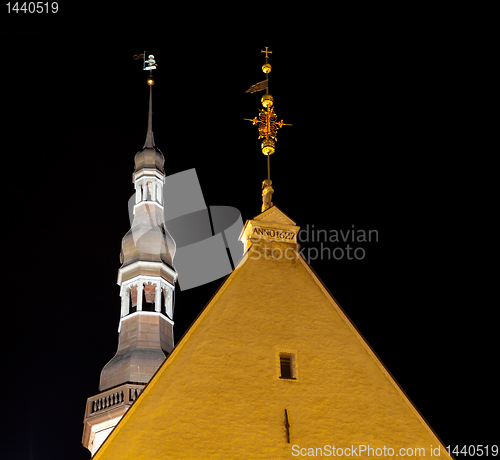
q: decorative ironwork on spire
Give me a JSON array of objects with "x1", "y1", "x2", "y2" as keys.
[
  {"x1": 134, "y1": 51, "x2": 158, "y2": 148},
  {"x1": 244, "y1": 48, "x2": 291, "y2": 212}
]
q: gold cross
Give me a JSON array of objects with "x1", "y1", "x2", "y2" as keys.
[{"x1": 261, "y1": 47, "x2": 272, "y2": 59}]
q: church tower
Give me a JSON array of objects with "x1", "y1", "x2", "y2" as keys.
[{"x1": 82, "y1": 56, "x2": 178, "y2": 456}]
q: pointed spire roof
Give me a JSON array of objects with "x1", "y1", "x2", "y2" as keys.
[
  {"x1": 134, "y1": 80, "x2": 165, "y2": 176},
  {"x1": 143, "y1": 84, "x2": 155, "y2": 149}
]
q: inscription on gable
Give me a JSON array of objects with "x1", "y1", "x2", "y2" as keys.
[{"x1": 252, "y1": 227, "x2": 296, "y2": 241}]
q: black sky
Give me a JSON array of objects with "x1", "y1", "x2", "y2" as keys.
[{"x1": 2, "y1": 15, "x2": 496, "y2": 460}]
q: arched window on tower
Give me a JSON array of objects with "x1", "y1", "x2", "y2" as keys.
[
  {"x1": 143, "y1": 282, "x2": 155, "y2": 312},
  {"x1": 136, "y1": 183, "x2": 142, "y2": 204},
  {"x1": 141, "y1": 183, "x2": 148, "y2": 202},
  {"x1": 129, "y1": 285, "x2": 137, "y2": 314},
  {"x1": 161, "y1": 288, "x2": 166, "y2": 316},
  {"x1": 157, "y1": 183, "x2": 162, "y2": 204}
]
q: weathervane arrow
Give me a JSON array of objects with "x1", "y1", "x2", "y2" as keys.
[
  {"x1": 244, "y1": 79, "x2": 268, "y2": 94},
  {"x1": 133, "y1": 51, "x2": 157, "y2": 71}
]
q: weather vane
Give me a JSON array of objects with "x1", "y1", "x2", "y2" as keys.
[
  {"x1": 244, "y1": 47, "x2": 291, "y2": 212},
  {"x1": 133, "y1": 51, "x2": 158, "y2": 85}
]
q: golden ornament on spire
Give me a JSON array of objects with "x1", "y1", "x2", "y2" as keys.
[
  {"x1": 244, "y1": 47, "x2": 292, "y2": 157},
  {"x1": 261, "y1": 46, "x2": 272, "y2": 74},
  {"x1": 244, "y1": 48, "x2": 292, "y2": 212},
  {"x1": 261, "y1": 46, "x2": 272, "y2": 59}
]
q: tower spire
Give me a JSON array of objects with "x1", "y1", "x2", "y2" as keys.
[
  {"x1": 143, "y1": 83, "x2": 155, "y2": 148},
  {"x1": 82, "y1": 52, "x2": 176, "y2": 456},
  {"x1": 244, "y1": 47, "x2": 292, "y2": 212}
]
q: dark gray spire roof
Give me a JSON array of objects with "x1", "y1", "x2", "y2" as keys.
[
  {"x1": 134, "y1": 84, "x2": 165, "y2": 175},
  {"x1": 143, "y1": 84, "x2": 154, "y2": 149}
]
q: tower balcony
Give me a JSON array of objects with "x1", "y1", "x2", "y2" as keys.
[{"x1": 82, "y1": 383, "x2": 145, "y2": 455}]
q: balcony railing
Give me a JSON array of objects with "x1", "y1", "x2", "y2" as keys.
[{"x1": 85, "y1": 383, "x2": 145, "y2": 418}]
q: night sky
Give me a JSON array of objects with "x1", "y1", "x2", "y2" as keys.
[{"x1": 3, "y1": 16, "x2": 495, "y2": 460}]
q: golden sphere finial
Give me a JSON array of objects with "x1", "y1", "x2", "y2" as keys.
[
  {"x1": 147, "y1": 75, "x2": 155, "y2": 86},
  {"x1": 261, "y1": 138, "x2": 275, "y2": 155},
  {"x1": 261, "y1": 94, "x2": 274, "y2": 108},
  {"x1": 262, "y1": 63, "x2": 272, "y2": 74}
]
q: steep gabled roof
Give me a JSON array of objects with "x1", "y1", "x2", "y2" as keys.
[{"x1": 94, "y1": 210, "x2": 451, "y2": 460}]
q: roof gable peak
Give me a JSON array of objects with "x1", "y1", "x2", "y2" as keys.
[{"x1": 253, "y1": 206, "x2": 296, "y2": 226}]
